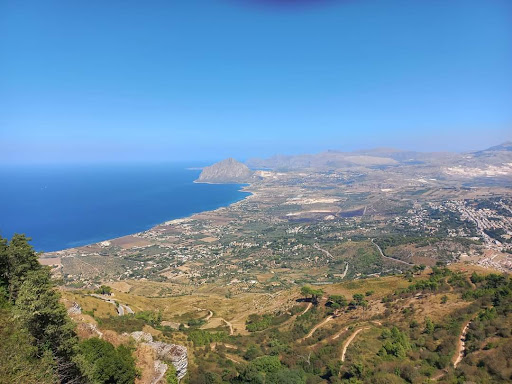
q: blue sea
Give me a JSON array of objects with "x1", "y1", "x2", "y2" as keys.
[{"x1": 0, "y1": 163, "x2": 249, "y2": 252}]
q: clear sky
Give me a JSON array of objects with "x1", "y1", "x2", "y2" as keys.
[{"x1": 1, "y1": 0, "x2": 511, "y2": 163}]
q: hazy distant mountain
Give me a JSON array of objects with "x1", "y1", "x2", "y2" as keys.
[
  {"x1": 352, "y1": 148, "x2": 462, "y2": 164},
  {"x1": 246, "y1": 149, "x2": 454, "y2": 170},
  {"x1": 247, "y1": 151, "x2": 399, "y2": 170},
  {"x1": 476, "y1": 141, "x2": 512, "y2": 153},
  {"x1": 246, "y1": 142, "x2": 511, "y2": 172},
  {"x1": 466, "y1": 142, "x2": 512, "y2": 166},
  {"x1": 196, "y1": 158, "x2": 253, "y2": 183}
]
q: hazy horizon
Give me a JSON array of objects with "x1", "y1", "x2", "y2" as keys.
[
  {"x1": 2, "y1": 0, "x2": 511, "y2": 164},
  {"x1": 1, "y1": 140, "x2": 511, "y2": 166}
]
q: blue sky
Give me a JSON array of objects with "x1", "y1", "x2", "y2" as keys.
[{"x1": 1, "y1": 0, "x2": 511, "y2": 163}]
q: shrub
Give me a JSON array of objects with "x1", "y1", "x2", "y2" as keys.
[{"x1": 77, "y1": 337, "x2": 136, "y2": 384}]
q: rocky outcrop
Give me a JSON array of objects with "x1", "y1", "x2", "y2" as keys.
[
  {"x1": 148, "y1": 341, "x2": 188, "y2": 380},
  {"x1": 77, "y1": 322, "x2": 103, "y2": 339},
  {"x1": 196, "y1": 158, "x2": 253, "y2": 183},
  {"x1": 153, "y1": 360, "x2": 168, "y2": 384},
  {"x1": 67, "y1": 302, "x2": 82, "y2": 315},
  {"x1": 130, "y1": 332, "x2": 188, "y2": 381},
  {"x1": 131, "y1": 331, "x2": 154, "y2": 343}
]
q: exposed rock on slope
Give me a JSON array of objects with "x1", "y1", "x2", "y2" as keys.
[
  {"x1": 196, "y1": 158, "x2": 253, "y2": 183},
  {"x1": 130, "y1": 332, "x2": 188, "y2": 381},
  {"x1": 149, "y1": 341, "x2": 188, "y2": 380}
]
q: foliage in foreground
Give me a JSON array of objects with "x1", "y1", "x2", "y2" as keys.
[
  {"x1": 77, "y1": 338, "x2": 137, "y2": 384},
  {"x1": 0, "y1": 234, "x2": 137, "y2": 384}
]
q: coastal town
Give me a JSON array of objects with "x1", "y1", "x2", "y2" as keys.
[{"x1": 41, "y1": 150, "x2": 512, "y2": 292}]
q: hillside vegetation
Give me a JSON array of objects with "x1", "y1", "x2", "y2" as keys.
[
  {"x1": 174, "y1": 266, "x2": 512, "y2": 383},
  {"x1": 64, "y1": 264, "x2": 511, "y2": 383},
  {"x1": 0, "y1": 234, "x2": 138, "y2": 384},
  {"x1": 2, "y1": 234, "x2": 512, "y2": 383}
]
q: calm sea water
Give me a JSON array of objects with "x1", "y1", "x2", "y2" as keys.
[{"x1": 0, "y1": 163, "x2": 249, "y2": 252}]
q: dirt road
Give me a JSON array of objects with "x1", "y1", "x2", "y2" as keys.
[
  {"x1": 453, "y1": 320, "x2": 472, "y2": 368},
  {"x1": 300, "y1": 302, "x2": 313, "y2": 316},
  {"x1": 303, "y1": 316, "x2": 334, "y2": 339},
  {"x1": 341, "y1": 327, "x2": 370, "y2": 361},
  {"x1": 313, "y1": 244, "x2": 333, "y2": 259},
  {"x1": 221, "y1": 318, "x2": 234, "y2": 335},
  {"x1": 340, "y1": 263, "x2": 349, "y2": 279},
  {"x1": 371, "y1": 239, "x2": 415, "y2": 266}
]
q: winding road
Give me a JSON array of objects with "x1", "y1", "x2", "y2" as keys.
[
  {"x1": 341, "y1": 327, "x2": 370, "y2": 362},
  {"x1": 221, "y1": 318, "x2": 234, "y2": 335},
  {"x1": 340, "y1": 263, "x2": 349, "y2": 279},
  {"x1": 300, "y1": 302, "x2": 313, "y2": 316},
  {"x1": 371, "y1": 239, "x2": 415, "y2": 266},
  {"x1": 453, "y1": 320, "x2": 472, "y2": 368},
  {"x1": 90, "y1": 294, "x2": 134, "y2": 316},
  {"x1": 313, "y1": 244, "x2": 333, "y2": 259},
  {"x1": 313, "y1": 244, "x2": 349, "y2": 278},
  {"x1": 303, "y1": 316, "x2": 334, "y2": 339}
]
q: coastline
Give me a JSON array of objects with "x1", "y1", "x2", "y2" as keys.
[{"x1": 41, "y1": 181, "x2": 254, "y2": 256}]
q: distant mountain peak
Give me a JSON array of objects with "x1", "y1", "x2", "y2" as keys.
[
  {"x1": 196, "y1": 158, "x2": 253, "y2": 184},
  {"x1": 473, "y1": 141, "x2": 512, "y2": 155},
  {"x1": 355, "y1": 147, "x2": 403, "y2": 154},
  {"x1": 485, "y1": 141, "x2": 512, "y2": 151}
]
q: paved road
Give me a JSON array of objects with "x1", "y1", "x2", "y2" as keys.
[{"x1": 90, "y1": 294, "x2": 133, "y2": 316}]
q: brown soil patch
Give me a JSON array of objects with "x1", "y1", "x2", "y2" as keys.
[
  {"x1": 39, "y1": 257, "x2": 61, "y2": 266},
  {"x1": 256, "y1": 273, "x2": 274, "y2": 282},
  {"x1": 134, "y1": 344, "x2": 157, "y2": 384},
  {"x1": 109, "y1": 281, "x2": 132, "y2": 293},
  {"x1": 142, "y1": 325, "x2": 163, "y2": 338},
  {"x1": 102, "y1": 330, "x2": 130, "y2": 347},
  {"x1": 111, "y1": 236, "x2": 153, "y2": 249},
  {"x1": 199, "y1": 236, "x2": 218, "y2": 243}
]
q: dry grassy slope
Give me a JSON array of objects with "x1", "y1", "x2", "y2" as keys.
[
  {"x1": 58, "y1": 263, "x2": 508, "y2": 383},
  {"x1": 60, "y1": 291, "x2": 118, "y2": 317},
  {"x1": 62, "y1": 264, "x2": 493, "y2": 329},
  {"x1": 61, "y1": 272, "x2": 420, "y2": 338}
]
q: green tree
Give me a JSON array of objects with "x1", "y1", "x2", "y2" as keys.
[
  {"x1": 0, "y1": 305, "x2": 57, "y2": 384},
  {"x1": 470, "y1": 271, "x2": 484, "y2": 284},
  {"x1": 15, "y1": 268, "x2": 80, "y2": 381},
  {"x1": 351, "y1": 293, "x2": 369, "y2": 309},
  {"x1": 329, "y1": 295, "x2": 348, "y2": 309},
  {"x1": 0, "y1": 236, "x2": 8, "y2": 289},
  {"x1": 352, "y1": 294, "x2": 364, "y2": 304},
  {"x1": 379, "y1": 327, "x2": 411, "y2": 358},
  {"x1": 267, "y1": 369, "x2": 306, "y2": 384},
  {"x1": 236, "y1": 364, "x2": 264, "y2": 384},
  {"x1": 250, "y1": 355, "x2": 281, "y2": 374},
  {"x1": 77, "y1": 337, "x2": 137, "y2": 384},
  {"x1": 95, "y1": 285, "x2": 112, "y2": 295},
  {"x1": 166, "y1": 363, "x2": 179, "y2": 384},
  {"x1": 244, "y1": 344, "x2": 263, "y2": 360},
  {"x1": 300, "y1": 286, "x2": 323, "y2": 304},
  {"x1": 424, "y1": 317, "x2": 435, "y2": 335},
  {"x1": 7, "y1": 234, "x2": 41, "y2": 301}
]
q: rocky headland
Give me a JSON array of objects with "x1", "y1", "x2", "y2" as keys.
[{"x1": 196, "y1": 158, "x2": 253, "y2": 183}]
